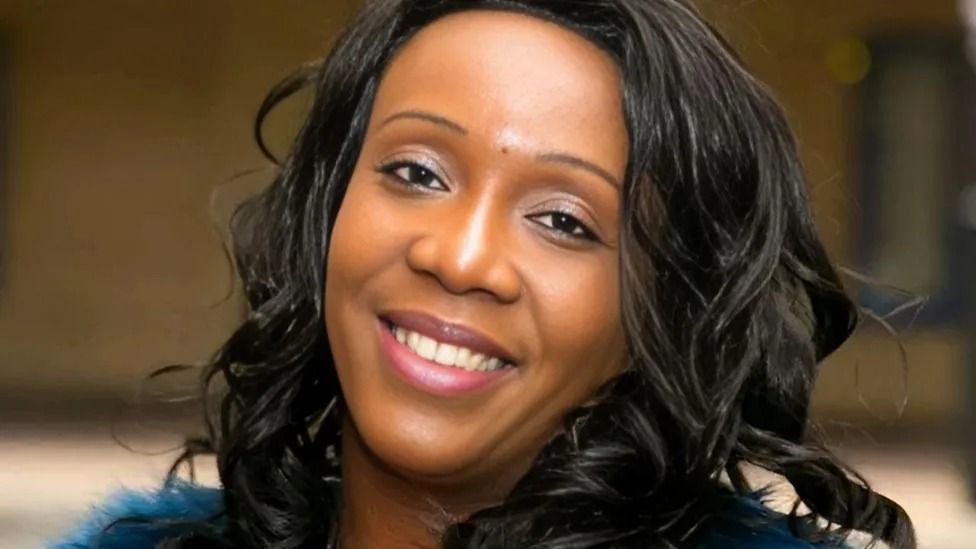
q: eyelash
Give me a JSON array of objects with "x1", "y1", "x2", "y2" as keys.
[
  {"x1": 529, "y1": 210, "x2": 600, "y2": 243},
  {"x1": 377, "y1": 159, "x2": 447, "y2": 192},
  {"x1": 375, "y1": 159, "x2": 601, "y2": 244}
]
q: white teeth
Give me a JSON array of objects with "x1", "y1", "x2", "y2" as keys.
[
  {"x1": 416, "y1": 335, "x2": 438, "y2": 361},
  {"x1": 455, "y1": 347, "x2": 471, "y2": 369},
  {"x1": 391, "y1": 323, "x2": 508, "y2": 372},
  {"x1": 433, "y1": 343, "x2": 458, "y2": 366},
  {"x1": 469, "y1": 353, "x2": 486, "y2": 371}
]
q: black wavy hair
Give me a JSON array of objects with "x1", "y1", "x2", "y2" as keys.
[{"x1": 159, "y1": 0, "x2": 915, "y2": 547}]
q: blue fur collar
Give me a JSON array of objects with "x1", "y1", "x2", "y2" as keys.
[
  {"x1": 52, "y1": 481, "x2": 223, "y2": 549},
  {"x1": 53, "y1": 481, "x2": 839, "y2": 548}
]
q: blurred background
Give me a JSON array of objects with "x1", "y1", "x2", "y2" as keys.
[{"x1": 0, "y1": 0, "x2": 974, "y2": 547}]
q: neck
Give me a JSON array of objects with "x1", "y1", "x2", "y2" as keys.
[
  {"x1": 337, "y1": 421, "x2": 460, "y2": 549},
  {"x1": 336, "y1": 418, "x2": 545, "y2": 548}
]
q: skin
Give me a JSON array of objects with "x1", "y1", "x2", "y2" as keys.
[{"x1": 324, "y1": 10, "x2": 630, "y2": 548}]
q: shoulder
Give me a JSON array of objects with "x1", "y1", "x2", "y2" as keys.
[
  {"x1": 696, "y1": 494, "x2": 847, "y2": 549},
  {"x1": 51, "y1": 480, "x2": 223, "y2": 549}
]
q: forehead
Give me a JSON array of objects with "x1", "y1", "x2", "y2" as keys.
[{"x1": 369, "y1": 10, "x2": 628, "y2": 174}]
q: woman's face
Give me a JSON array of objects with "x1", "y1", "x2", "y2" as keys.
[{"x1": 325, "y1": 10, "x2": 629, "y2": 492}]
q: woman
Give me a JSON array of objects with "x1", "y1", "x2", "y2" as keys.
[{"x1": 60, "y1": 0, "x2": 915, "y2": 547}]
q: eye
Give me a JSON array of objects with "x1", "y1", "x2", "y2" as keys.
[
  {"x1": 530, "y1": 211, "x2": 599, "y2": 242},
  {"x1": 377, "y1": 160, "x2": 447, "y2": 191}
]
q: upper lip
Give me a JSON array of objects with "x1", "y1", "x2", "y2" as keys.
[{"x1": 381, "y1": 310, "x2": 518, "y2": 365}]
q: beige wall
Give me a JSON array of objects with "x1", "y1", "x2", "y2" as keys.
[
  {"x1": 0, "y1": 1, "x2": 356, "y2": 404},
  {"x1": 0, "y1": 1, "x2": 966, "y2": 425}
]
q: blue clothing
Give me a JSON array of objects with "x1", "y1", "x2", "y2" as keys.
[
  {"x1": 53, "y1": 481, "x2": 223, "y2": 549},
  {"x1": 54, "y1": 481, "x2": 838, "y2": 548},
  {"x1": 695, "y1": 496, "x2": 833, "y2": 548}
]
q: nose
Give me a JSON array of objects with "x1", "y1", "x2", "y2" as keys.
[{"x1": 405, "y1": 198, "x2": 522, "y2": 303}]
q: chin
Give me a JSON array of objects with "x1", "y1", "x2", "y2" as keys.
[{"x1": 350, "y1": 402, "x2": 498, "y2": 482}]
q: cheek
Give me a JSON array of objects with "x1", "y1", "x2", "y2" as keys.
[
  {"x1": 325, "y1": 173, "x2": 405, "y2": 304},
  {"x1": 530, "y1": 254, "x2": 624, "y2": 389},
  {"x1": 324, "y1": 174, "x2": 402, "y2": 369}
]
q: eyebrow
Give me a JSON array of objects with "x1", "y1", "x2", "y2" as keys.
[
  {"x1": 537, "y1": 152, "x2": 621, "y2": 190},
  {"x1": 379, "y1": 109, "x2": 621, "y2": 190},
  {"x1": 379, "y1": 109, "x2": 468, "y2": 135}
]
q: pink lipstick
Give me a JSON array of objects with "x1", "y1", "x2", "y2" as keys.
[{"x1": 376, "y1": 311, "x2": 517, "y2": 396}]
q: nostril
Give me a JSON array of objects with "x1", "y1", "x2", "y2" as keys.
[{"x1": 403, "y1": 223, "x2": 521, "y2": 303}]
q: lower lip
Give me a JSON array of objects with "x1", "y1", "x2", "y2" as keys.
[{"x1": 377, "y1": 320, "x2": 515, "y2": 396}]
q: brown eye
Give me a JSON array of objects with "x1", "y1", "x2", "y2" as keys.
[
  {"x1": 530, "y1": 212, "x2": 598, "y2": 242},
  {"x1": 379, "y1": 160, "x2": 447, "y2": 191}
]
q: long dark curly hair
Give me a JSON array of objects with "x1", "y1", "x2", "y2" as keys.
[{"x1": 159, "y1": 0, "x2": 915, "y2": 547}]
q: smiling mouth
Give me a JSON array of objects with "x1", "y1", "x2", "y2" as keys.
[
  {"x1": 377, "y1": 312, "x2": 518, "y2": 396},
  {"x1": 381, "y1": 319, "x2": 515, "y2": 372}
]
